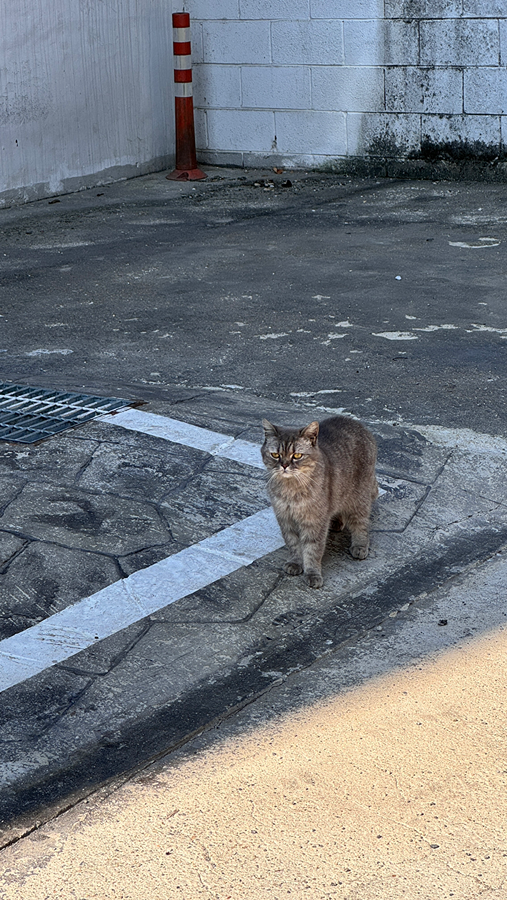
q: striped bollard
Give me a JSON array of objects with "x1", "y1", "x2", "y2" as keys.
[{"x1": 166, "y1": 11, "x2": 207, "y2": 181}]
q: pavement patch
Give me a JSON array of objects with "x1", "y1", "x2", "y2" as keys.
[{"x1": 1, "y1": 400, "x2": 507, "y2": 840}]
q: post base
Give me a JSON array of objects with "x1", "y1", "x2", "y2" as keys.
[{"x1": 166, "y1": 168, "x2": 208, "y2": 181}]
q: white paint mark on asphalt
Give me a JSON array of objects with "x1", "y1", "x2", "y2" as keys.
[
  {"x1": 32, "y1": 241, "x2": 95, "y2": 249},
  {"x1": 449, "y1": 237, "x2": 500, "y2": 249},
  {"x1": 334, "y1": 320, "x2": 354, "y2": 328},
  {"x1": 322, "y1": 333, "x2": 346, "y2": 344},
  {"x1": 0, "y1": 508, "x2": 284, "y2": 694},
  {"x1": 372, "y1": 332, "x2": 418, "y2": 341},
  {"x1": 314, "y1": 389, "x2": 344, "y2": 395},
  {"x1": 101, "y1": 408, "x2": 265, "y2": 469},
  {"x1": 290, "y1": 390, "x2": 343, "y2": 398},
  {"x1": 413, "y1": 324, "x2": 458, "y2": 332},
  {"x1": 26, "y1": 349, "x2": 73, "y2": 356},
  {"x1": 314, "y1": 406, "x2": 349, "y2": 415},
  {"x1": 259, "y1": 332, "x2": 290, "y2": 340},
  {"x1": 466, "y1": 324, "x2": 507, "y2": 336}
]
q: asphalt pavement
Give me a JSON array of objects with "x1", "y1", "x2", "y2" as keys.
[
  {"x1": 0, "y1": 167, "x2": 506, "y2": 883},
  {"x1": 1, "y1": 166, "x2": 507, "y2": 436}
]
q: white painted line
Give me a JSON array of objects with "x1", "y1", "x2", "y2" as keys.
[
  {"x1": 0, "y1": 508, "x2": 283, "y2": 693},
  {"x1": 101, "y1": 408, "x2": 264, "y2": 469}
]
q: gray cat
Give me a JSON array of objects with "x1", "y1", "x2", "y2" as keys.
[{"x1": 261, "y1": 415, "x2": 378, "y2": 588}]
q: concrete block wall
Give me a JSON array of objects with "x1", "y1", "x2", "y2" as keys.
[
  {"x1": 3, "y1": 1, "x2": 507, "y2": 205},
  {"x1": 0, "y1": 0, "x2": 176, "y2": 206},
  {"x1": 189, "y1": 0, "x2": 507, "y2": 174}
]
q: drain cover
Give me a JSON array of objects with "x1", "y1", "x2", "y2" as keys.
[{"x1": 0, "y1": 382, "x2": 130, "y2": 443}]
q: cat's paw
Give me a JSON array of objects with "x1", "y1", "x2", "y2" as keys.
[
  {"x1": 306, "y1": 572, "x2": 323, "y2": 589},
  {"x1": 350, "y1": 544, "x2": 369, "y2": 560},
  {"x1": 285, "y1": 561, "x2": 303, "y2": 576}
]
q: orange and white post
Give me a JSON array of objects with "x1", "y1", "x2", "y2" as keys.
[{"x1": 166, "y1": 11, "x2": 207, "y2": 181}]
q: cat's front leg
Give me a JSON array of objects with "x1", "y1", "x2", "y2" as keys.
[
  {"x1": 348, "y1": 518, "x2": 370, "y2": 560},
  {"x1": 300, "y1": 526, "x2": 329, "y2": 589},
  {"x1": 276, "y1": 517, "x2": 303, "y2": 576}
]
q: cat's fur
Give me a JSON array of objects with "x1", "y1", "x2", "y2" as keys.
[{"x1": 261, "y1": 415, "x2": 378, "y2": 588}]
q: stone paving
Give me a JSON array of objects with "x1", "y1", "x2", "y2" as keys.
[{"x1": 0, "y1": 388, "x2": 506, "y2": 842}]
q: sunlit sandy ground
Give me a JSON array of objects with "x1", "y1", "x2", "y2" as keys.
[{"x1": 2, "y1": 616, "x2": 507, "y2": 900}]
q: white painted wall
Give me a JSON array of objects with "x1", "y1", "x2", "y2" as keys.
[
  {"x1": 0, "y1": 0, "x2": 175, "y2": 206},
  {"x1": 189, "y1": 0, "x2": 507, "y2": 173}
]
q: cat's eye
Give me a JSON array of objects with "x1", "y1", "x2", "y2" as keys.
[
  {"x1": 293, "y1": 453, "x2": 303, "y2": 459},
  {"x1": 270, "y1": 452, "x2": 280, "y2": 459}
]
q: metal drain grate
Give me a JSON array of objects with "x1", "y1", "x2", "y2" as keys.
[{"x1": 0, "y1": 382, "x2": 131, "y2": 443}]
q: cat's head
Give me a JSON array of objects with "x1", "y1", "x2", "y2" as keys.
[{"x1": 261, "y1": 419, "x2": 320, "y2": 480}]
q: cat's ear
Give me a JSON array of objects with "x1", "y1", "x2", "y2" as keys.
[
  {"x1": 262, "y1": 419, "x2": 278, "y2": 437},
  {"x1": 300, "y1": 421, "x2": 319, "y2": 445}
]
